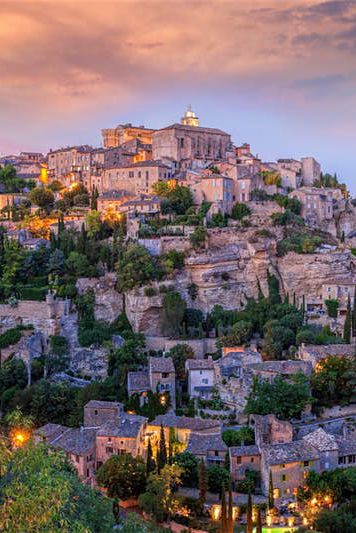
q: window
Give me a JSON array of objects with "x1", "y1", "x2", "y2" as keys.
[
  {"x1": 86, "y1": 468, "x2": 90, "y2": 478},
  {"x1": 94, "y1": 410, "x2": 98, "y2": 415},
  {"x1": 281, "y1": 474, "x2": 287, "y2": 482},
  {"x1": 236, "y1": 456, "x2": 241, "y2": 464},
  {"x1": 303, "y1": 461, "x2": 309, "y2": 467},
  {"x1": 162, "y1": 372, "x2": 169, "y2": 378},
  {"x1": 202, "y1": 378, "x2": 208, "y2": 385},
  {"x1": 251, "y1": 457, "x2": 254, "y2": 463},
  {"x1": 75, "y1": 455, "x2": 80, "y2": 463},
  {"x1": 106, "y1": 447, "x2": 113, "y2": 454},
  {"x1": 180, "y1": 138, "x2": 184, "y2": 148},
  {"x1": 273, "y1": 488, "x2": 281, "y2": 499}
]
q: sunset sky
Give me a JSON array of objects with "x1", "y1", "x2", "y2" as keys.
[{"x1": 1, "y1": 0, "x2": 356, "y2": 192}]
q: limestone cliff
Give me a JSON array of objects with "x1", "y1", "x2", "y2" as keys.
[{"x1": 76, "y1": 273, "x2": 123, "y2": 323}]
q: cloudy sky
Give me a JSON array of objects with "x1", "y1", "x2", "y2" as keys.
[{"x1": 1, "y1": 0, "x2": 356, "y2": 191}]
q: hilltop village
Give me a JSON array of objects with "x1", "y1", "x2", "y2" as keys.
[{"x1": 0, "y1": 108, "x2": 355, "y2": 532}]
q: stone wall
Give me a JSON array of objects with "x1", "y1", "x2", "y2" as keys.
[{"x1": 145, "y1": 336, "x2": 217, "y2": 357}]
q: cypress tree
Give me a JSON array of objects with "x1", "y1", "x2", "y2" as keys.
[
  {"x1": 146, "y1": 438, "x2": 155, "y2": 475},
  {"x1": 301, "y1": 295, "x2": 305, "y2": 316},
  {"x1": 268, "y1": 471, "x2": 274, "y2": 510},
  {"x1": 267, "y1": 271, "x2": 281, "y2": 305},
  {"x1": 221, "y1": 484, "x2": 227, "y2": 533},
  {"x1": 352, "y1": 286, "x2": 356, "y2": 338},
  {"x1": 198, "y1": 459, "x2": 208, "y2": 505},
  {"x1": 344, "y1": 295, "x2": 352, "y2": 343},
  {"x1": 227, "y1": 482, "x2": 233, "y2": 533},
  {"x1": 246, "y1": 492, "x2": 253, "y2": 533},
  {"x1": 293, "y1": 292, "x2": 296, "y2": 307},
  {"x1": 256, "y1": 507, "x2": 262, "y2": 533},
  {"x1": 157, "y1": 424, "x2": 167, "y2": 472}
]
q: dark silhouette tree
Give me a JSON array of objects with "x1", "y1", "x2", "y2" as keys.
[
  {"x1": 227, "y1": 482, "x2": 233, "y2": 533},
  {"x1": 198, "y1": 459, "x2": 208, "y2": 505},
  {"x1": 343, "y1": 295, "x2": 352, "y2": 343},
  {"x1": 221, "y1": 484, "x2": 227, "y2": 533},
  {"x1": 146, "y1": 438, "x2": 155, "y2": 475},
  {"x1": 246, "y1": 491, "x2": 253, "y2": 533},
  {"x1": 157, "y1": 424, "x2": 167, "y2": 473},
  {"x1": 268, "y1": 471, "x2": 274, "y2": 510}
]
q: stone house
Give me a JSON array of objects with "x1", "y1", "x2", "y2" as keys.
[
  {"x1": 322, "y1": 276, "x2": 356, "y2": 316},
  {"x1": 288, "y1": 187, "x2": 336, "y2": 225},
  {"x1": 276, "y1": 159, "x2": 302, "y2": 189},
  {"x1": 102, "y1": 160, "x2": 171, "y2": 195},
  {"x1": 146, "y1": 414, "x2": 222, "y2": 451},
  {"x1": 297, "y1": 343, "x2": 356, "y2": 368},
  {"x1": 95, "y1": 414, "x2": 147, "y2": 469},
  {"x1": 185, "y1": 171, "x2": 234, "y2": 215},
  {"x1": 83, "y1": 400, "x2": 124, "y2": 427},
  {"x1": 245, "y1": 360, "x2": 313, "y2": 384},
  {"x1": 119, "y1": 195, "x2": 162, "y2": 217},
  {"x1": 252, "y1": 414, "x2": 294, "y2": 448},
  {"x1": 96, "y1": 190, "x2": 132, "y2": 215},
  {"x1": 127, "y1": 356, "x2": 176, "y2": 408},
  {"x1": 301, "y1": 157, "x2": 321, "y2": 186},
  {"x1": 185, "y1": 357, "x2": 215, "y2": 399},
  {"x1": 101, "y1": 123, "x2": 155, "y2": 149},
  {"x1": 34, "y1": 424, "x2": 97, "y2": 485},
  {"x1": 229, "y1": 445, "x2": 261, "y2": 483},
  {"x1": 186, "y1": 432, "x2": 228, "y2": 466}
]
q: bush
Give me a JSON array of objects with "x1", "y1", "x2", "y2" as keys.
[
  {"x1": 325, "y1": 299, "x2": 339, "y2": 318},
  {"x1": 0, "y1": 327, "x2": 22, "y2": 349},
  {"x1": 207, "y1": 465, "x2": 230, "y2": 493},
  {"x1": 222, "y1": 427, "x2": 255, "y2": 447},
  {"x1": 189, "y1": 226, "x2": 206, "y2": 249},
  {"x1": 231, "y1": 203, "x2": 251, "y2": 221},
  {"x1": 144, "y1": 287, "x2": 157, "y2": 297}
]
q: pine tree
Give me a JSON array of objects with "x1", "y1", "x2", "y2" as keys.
[
  {"x1": 256, "y1": 507, "x2": 262, "y2": 533},
  {"x1": 198, "y1": 459, "x2": 208, "y2": 505},
  {"x1": 341, "y1": 231, "x2": 345, "y2": 243},
  {"x1": 344, "y1": 295, "x2": 352, "y2": 343},
  {"x1": 224, "y1": 451, "x2": 230, "y2": 471},
  {"x1": 352, "y1": 286, "x2": 356, "y2": 338},
  {"x1": 246, "y1": 492, "x2": 253, "y2": 533},
  {"x1": 268, "y1": 471, "x2": 274, "y2": 510},
  {"x1": 146, "y1": 438, "x2": 155, "y2": 475},
  {"x1": 221, "y1": 484, "x2": 227, "y2": 533},
  {"x1": 157, "y1": 424, "x2": 167, "y2": 472},
  {"x1": 227, "y1": 482, "x2": 233, "y2": 533},
  {"x1": 293, "y1": 292, "x2": 296, "y2": 307},
  {"x1": 301, "y1": 295, "x2": 305, "y2": 316}
]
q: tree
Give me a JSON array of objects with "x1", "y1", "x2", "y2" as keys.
[
  {"x1": 311, "y1": 355, "x2": 356, "y2": 408},
  {"x1": 153, "y1": 183, "x2": 193, "y2": 215},
  {"x1": 231, "y1": 202, "x2": 251, "y2": 220},
  {"x1": 353, "y1": 286, "x2": 356, "y2": 338},
  {"x1": 222, "y1": 427, "x2": 254, "y2": 447},
  {"x1": 157, "y1": 424, "x2": 167, "y2": 473},
  {"x1": 325, "y1": 299, "x2": 339, "y2": 319},
  {"x1": 267, "y1": 271, "x2": 281, "y2": 305},
  {"x1": 116, "y1": 244, "x2": 157, "y2": 292},
  {"x1": 344, "y1": 295, "x2": 352, "y2": 343},
  {"x1": 173, "y1": 451, "x2": 198, "y2": 487},
  {"x1": 256, "y1": 507, "x2": 262, "y2": 533},
  {"x1": 2, "y1": 239, "x2": 26, "y2": 288},
  {"x1": 268, "y1": 471, "x2": 274, "y2": 510},
  {"x1": 146, "y1": 438, "x2": 155, "y2": 475},
  {"x1": 161, "y1": 291, "x2": 186, "y2": 337},
  {"x1": 96, "y1": 454, "x2": 147, "y2": 500},
  {"x1": 120, "y1": 513, "x2": 168, "y2": 533},
  {"x1": 315, "y1": 503, "x2": 356, "y2": 533},
  {"x1": 47, "y1": 248, "x2": 65, "y2": 275},
  {"x1": 246, "y1": 492, "x2": 253, "y2": 533},
  {"x1": 198, "y1": 459, "x2": 208, "y2": 504},
  {"x1": 245, "y1": 373, "x2": 311, "y2": 420},
  {"x1": 0, "y1": 442, "x2": 114, "y2": 532},
  {"x1": 29, "y1": 187, "x2": 55, "y2": 210},
  {"x1": 168, "y1": 343, "x2": 194, "y2": 380},
  {"x1": 85, "y1": 210, "x2": 101, "y2": 239},
  {"x1": 227, "y1": 483, "x2": 233, "y2": 533},
  {"x1": 207, "y1": 465, "x2": 230, "y2": 494},
  {"x1": 221, "y1": 485, "x2": 227, "y2": 533},
  {"x1": 236, "y1": 469, "x2": 260, "y2": 494},
  {"x1": 189, "y1": 226, "x2": 206, "y2": 249},
  {"x1": 217, "y1": 320, "x2": 253, "y2": 348},
  {"x1": 138, "y1": 464, "x2": 183, "y2": 522},
  {"x1": 66, "y1": 251, "x2": 92, "y2": 276}
]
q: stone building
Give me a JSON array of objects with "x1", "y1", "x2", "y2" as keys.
[
  {"x1": 245, "y1": 360, "x2": 313, "y2": 384},
  {"x1": 301, "y1": 157, "x2": 321, "y2": 186},
  {"x1": 83, "y1": 400, "x2": 124, "y2": 427},
  {"x1": 229, "y1": 445, "x2": 261, "y2": 483},
  {"x1": 297, "y1": 343, "x2": 356, "y2": 368},
  {"x1": 127, "y1": 356, "x2": 176, "y2": 408},
  {"x1": 186, "y1": 171, "x2": 234, "y2": 215},
  {"x1": 276, "y1": 159, "x2": 302, "y2": 189},
  {"x1": 322, "y1": 276, "x2": 356, "y2": 316},
  {"x1": 34, "y1": 424, "x2": 97, "y2": 485},
  {"x1": 101, "y1": 123, "x2": 156, "y2": 149},
  {"x1": 288, "y1": 187, "x2": 335, "y2": 226},
  {"x1": 152, "y1": 121, "x2": 231, "y2": 162},
  {"x1": 181, "y1": 105, "x2": 200, "y2": 127},
  {"x1": 186, "y1": 432, "x2": 227, "y2": 465},
  {"x1": 102, "y1": 160, "x2": 171, "y2": 195},
  {"x1": 95, "y1": 414, "x2": 147, "y2": 469},
  {"x1": 185, "y1": 357, "x2": 215, "y2": 399}
]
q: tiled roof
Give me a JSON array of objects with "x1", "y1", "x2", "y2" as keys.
[
  {"x1": 84, "y1": 400, "x2": 123, "y2": 410},
  {"x1": 127, "y1": 371, "x2": 150, "y2": 392},
  {"x1": 335, "y1": 435, "x2": 356, "y2": 455},
  {"x1": 246, "y1": 360, "x2": 312, "y2": 376},
  {"x1": 97, "y1": 415, "x2": 147, "y2": 439},
  {"x1": 262, "y1": 440, "x2": 319, "y2": 466},
  {"x1": 119, "y1": 160, "x2": 169, "y2": 169},
  {"x1": 149, "y1": 356, "x2": 175, "y2": 373},
  {"x1": 186, "y1": 432, "x2": 227, "y2": 455},
  {"x1": 34, "y1": 423, "x2": 67, "y2": 441},
  {"x1": 185, "y1": 358, "x2": 214, "y2": 371},
  {"x1": 230, "y1": 445, "x2": 260, "y2": 457},
  {"x1": 150, "y1": 414, "x2": 221, "y2": 432},
  {"x1": 302, "y1": 428, "x2": 339, "y2": 452},
  {"x1": 301, "y1": 344, "x2": 356, "y2": 357},
  {"x1": 52, "y1": 427, "x2": 97, "y2": 455}
]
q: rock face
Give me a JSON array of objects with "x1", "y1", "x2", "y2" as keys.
[
  {"x1": 76, "y1": 273, "x2": 123, "y2": 323},
  {"x1": 125, "y1": 291, "x2": 163, "y2": 336},
  {"x1": 338, "y1": 204, "x2": 356, "y2": 239}
]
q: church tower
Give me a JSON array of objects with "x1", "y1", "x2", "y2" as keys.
[{"x1": 180, "y1": 105, "x2": 199, "y2": 127}]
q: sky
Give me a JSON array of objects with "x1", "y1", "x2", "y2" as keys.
[{"x1": 1, "y1": 0, "x2": 356, "y2": 192}]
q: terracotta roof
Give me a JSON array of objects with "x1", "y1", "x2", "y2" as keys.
[
  {"x1": 127, "y1": 370, "x2": 150, "y2": 392},
  {"x1": 230, "y1": 445, "x2": 260, "y2": 457},
  {"x1": 262, "y1": 441, "x2": 319, "y2": 466},
  {"x1": 150, "y1": 414, "x2": 221, "y2": 432},
  {"x1": 185, "y1": 358, "x2": 214, "y2": 371},
  {"x1": 186, "y1": 432, "x2": 227, "y2": 455},
  {"x1": 97, "y1": 415, "x2": 147, "y2": 438},
  {"x1": 149, "y1": 356, "x2": 175, "y2": 373}
]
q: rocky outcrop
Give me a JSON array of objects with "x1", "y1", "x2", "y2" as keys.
[
  {"x1": 76, "y1": 273, "x2": 123, "y2": 323},
  {"x1": 125, "y1": 291, "x2": 163, "y2": 336}
]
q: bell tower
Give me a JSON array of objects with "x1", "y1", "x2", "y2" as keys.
[{"x1": 181, "y1": 104, "x2": 199, "y2": 127}]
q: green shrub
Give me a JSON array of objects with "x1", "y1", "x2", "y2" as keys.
[
  {"x1": 0, "y1": 327, "x2": 22, "y2": 349},
  {"x1": 144, "y1": 287, "x2": 157, "y2": 297},
  {"x1": 231, "y1": 202, "x2": 251, "y2": 221},
  {"x1": 325, "y1": 299, "x2": 339, "y2": 318}
]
